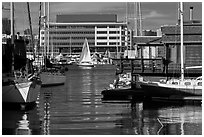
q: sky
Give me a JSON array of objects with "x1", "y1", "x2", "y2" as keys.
[{"x1": 2, "y1": 1, "x2": 202, "y2": 35}]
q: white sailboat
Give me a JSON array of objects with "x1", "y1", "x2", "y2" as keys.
[
  {"x1": 78, "y1": 38, "x2": 94, "y2": 67},
  {"x1": 2, "y1": 2, "x2": 41, "y2": 105},
  {"x1": 140, "y1": 2, "x2": 202, "y2": 97}
]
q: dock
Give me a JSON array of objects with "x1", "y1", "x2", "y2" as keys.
[{"x1": 113, "y1": 58, "x2": 202, "y2": 77}]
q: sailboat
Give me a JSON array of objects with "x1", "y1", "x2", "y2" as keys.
[
  {"x1": 78, "y1": 38, "x2": 94, "y2": 67},
  {"x1": 39, "y1": 2, "x2": 66, "y2": 87},
  {"x1": 2, "y1": 2, "x2": 41, "y2": 106},
  {"x1": 140, "y1": 2, "x2": 202, "y2": 98}
]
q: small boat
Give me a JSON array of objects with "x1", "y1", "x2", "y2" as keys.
[
  {"x1": 2, "y1": 3, "x2": 41, "y2": 106},
  {"x1": 140, "y1": 2, "x2": 202, "y2": 98},
  {"x1": 109, "y1": 73, "x2": 132, "y2": 90},
  {"x1": 78, "y1": 38, "x2": 94, "y2": 67},
  {"x1": 140, "y1": 76, "x2": 202, "y2": 97}
]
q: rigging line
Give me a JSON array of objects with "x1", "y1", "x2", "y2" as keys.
[{"x1": 157, "y1": 118, "x2": 164, "y2": 135}]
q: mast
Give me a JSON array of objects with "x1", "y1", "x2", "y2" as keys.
[
  {"x1": 37, "y1": 2, "x2": 42, "y2": 64},
  {"x1": 47, "y1": 2, "x2": 50, "y2": 57},
  {"x1": 10, "y1": 2, "x2": 15, "y2": 72},
  {"x1": 43, "y1": 2, "x2": 47, "y2": 68},
  {"x1": 180, "y1": 2, "x2": 184, "y2": 81},
  {"x1": 27, "y1": 2, "x2": 35, "y2": 60},
  {"x1": 138, "y1": 2, "x2": 142, "y2": 36},
  {"x1": 51, "y1": 35, "x2": 54, "y2": 58},
  {"x1": 70, "y1": 36, "x2": 72, "y2": 56}
]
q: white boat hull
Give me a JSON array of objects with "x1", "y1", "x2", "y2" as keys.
[
  {"x1": 77, "y1": 62, "x2": 94, "y2": 67},
  {"x1": 140, "y1": 82, "x2": 202, "y2": 97},
  {"x1": 40, "y1": 72, "x2": 66, "y2": 87},
  {"x1": 2, "y1": 79, "x2": 41, "y2": 103}
]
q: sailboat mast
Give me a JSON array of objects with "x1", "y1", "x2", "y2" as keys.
[
  {"x1": 27, "y1": 2, "x2": 35, "y2": 60},
  {"x1": 10, "y1": 2, "x2": 15, "y2": 72},
  {"x1": 43, "y1": 2, "x2": 47, "y2": 69},
  {"x1": 37, "y1": 2, "x2": 42, "y2": 64},
  {"x1": 180, "y1": 2, "x2": 184, "y2": 81},
  {"x1": 47, "y1": 2, "x2": 50, "y2": 57}
]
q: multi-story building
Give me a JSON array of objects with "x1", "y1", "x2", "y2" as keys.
[{"x1": 40, "y1": 14, "x2": 128, "y2": 57}]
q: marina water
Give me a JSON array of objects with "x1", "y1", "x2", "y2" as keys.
[{"x1": 2, "y1": 65, "x2": 202, "y2": 135}]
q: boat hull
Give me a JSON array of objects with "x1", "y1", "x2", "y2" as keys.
[
  {"x1": 40, "y1": 72, "x2": 66, "y2": 87},
  {"x1": 77, "y1": 64, "x2": 94, "y2": 67},
  {"x1": 2, "y1": 79, "x2": 41, "y2": 103},
  {"x1": 140, "y1": 82, "x2": 202, "y2": 97}
]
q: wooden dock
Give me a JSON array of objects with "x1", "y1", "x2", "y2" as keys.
[{"x1": 113, "y1": 58, "x2": 202, "y2": 77}]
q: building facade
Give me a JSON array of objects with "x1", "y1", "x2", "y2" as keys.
[
  {"x1": 161, "y1": 20, "x2": 202, "y2": 69},
  {"x1": 40, "y1": 14, "x2": 128, "y2": 58}
]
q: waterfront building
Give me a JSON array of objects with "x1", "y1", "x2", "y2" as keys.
[
  {"x1": 40, "y1": 14, "x2": 128, "y2": 58},
  {"x1": 161, "y1": 20, "x2": 202, "y2": 69},
  {"x1": 132, "y1": 19, "x2": 202, "y2": 72}
]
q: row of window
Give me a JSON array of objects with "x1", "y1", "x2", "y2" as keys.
[
  {"x1": 97, "y1": 37, "x2": 120, "y2": 39},
  {"x1": 52, "y1": 42, "x2": 95, "y2": 46},
  {"x1": 42, "y1": 36, "x2": 122, "y2": 40},
  {"x1": 41, "y1": 42, "x2": 122, "y2": 46},
  {"x1": 49, "y1": 25, "x2": 123, "y2": 29},
  {"x1": 43, "y1": 31, "x2": 121, "y2": 35},
  {"x1": 48, "y1": 37, "x2": 95, "y2": 40},
  {"x1": 96, "y1": 31, "x2": 120, "y2": 34},
  {"x1": 49, "y1": 31, "x2": 95, "y2": 34},
  {"x1": 49, "y1": 25, "x2": 95, "y2": 29}
]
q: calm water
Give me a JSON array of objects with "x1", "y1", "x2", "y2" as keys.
[{"x1": 2, "y1": 65, "x2": 202, "y2": 135}]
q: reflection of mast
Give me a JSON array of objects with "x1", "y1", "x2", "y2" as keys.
[
  {"x1": 70, "y1": 36, "x2": 72, "y2": 56},
  {"x1": 16, "y1": 113, "x2": 31, "y2": 135},
  {"x1": 43, "y1": 91, "x2": 52, "y2": 135}
]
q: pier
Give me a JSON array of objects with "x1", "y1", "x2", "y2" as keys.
[{"x1": 113, "y1": 58, "x2": 202, "y2": 77}]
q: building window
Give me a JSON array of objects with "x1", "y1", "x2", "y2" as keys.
[
  {"x1": 97, "y1": 37, "x2": 107, "y2": 39},
  {"x1": 109, "y1": 37, "x2": 120, "y2": 39},
  {"x1": 109, "y1": 31, "x2": 120, "y2": 34},
  {"x1": 97, "y1": 31, "x2": 107, "y2": 34},
  {"x1": 97, "y1": 42, "x2": 107, "y2": 45}
]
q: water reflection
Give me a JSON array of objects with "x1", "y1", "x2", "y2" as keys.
[
  {"x1": 2, "y1": 65, "x2": 202, "y2": 135},
  {"x1": 2, "y1": 108, "x2": 41, "y2": 135},
  {"x1": 38, "y1": 88, "x2": 52, "y2": 135},
  {"x1": 16, "y1": 113, "x2": 31, "y2": 135},
  {"x1": 142, "y1": 102, "x2": 202, "y2": 135}
]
